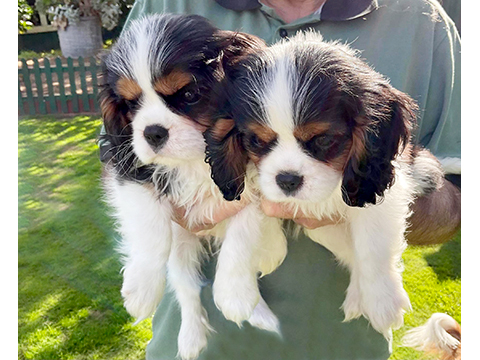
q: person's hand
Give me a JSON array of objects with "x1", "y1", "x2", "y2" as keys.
[
  {"x1": 260, "y1": 199, "x2": 344, "y2": 229},
  {"x1": 172, "y1": 196, "x2": 251, "y2": 233}
]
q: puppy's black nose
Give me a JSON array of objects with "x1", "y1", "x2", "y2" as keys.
[
  {"x1": 275, "y1": 172, "x2": 304, "y2": 195},
  {"x1": 144, "y1": 125, "x2": 169, "y2": 149}
]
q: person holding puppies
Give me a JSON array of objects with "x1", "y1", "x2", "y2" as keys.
[{"x1": 99, "y1": 0, "x2": 460, "y2": 359}]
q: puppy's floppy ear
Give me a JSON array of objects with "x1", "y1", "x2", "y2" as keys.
[
  {"x1": 341, "y1": 85, "x2": 416, "y2": 207},
  {"x1": 212, "y1": 30, "x2": 266, "y2": 73},
  {"x1": 98, "y1": 74, "x2": 133, "y2": 169},
  {"x1": 205, "y1": 118, "x2": 248, "y2": 201},
  {"x1": 99, "y1": 87, "x2": 131, "y2": 140},
  {"x1": 203, "y1": 32, "x2": 264, "y2": 201}
]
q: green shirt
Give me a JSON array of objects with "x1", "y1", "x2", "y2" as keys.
[
  {"x1": 150, "y1": 232, "x2": 390, "y2": 360},
  {"x1": 124, "y1": 0, "x2": 461, "y2": 173},
  {"x1": 111, "y1": 1, "x2": 461, "y2": 359}
]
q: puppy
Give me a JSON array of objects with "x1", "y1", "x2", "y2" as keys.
[
  {"x1": 206, "y1": 31, "x2": 446, "y2": 338},
  {"x1": 100, "y1": 14, "x2": 286, "y2": 359},
  {"x1": 403, "y1": 313, "x2": 461, "y2": 359}
]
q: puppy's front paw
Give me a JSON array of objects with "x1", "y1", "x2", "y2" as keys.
[
  {"x1": 213, "y1": 273, "x2": 260, "y2": 325},
  {"x1": 256, "y1": 223, "x2": 287, "y2": 277},
  {"x1": 177, "y1": 311, "x2": 213, "y2": 360},
  {"x1": 247, "y1": 297, "x2": 281, "y2": 335},
  {"x1": 256, "y1": 243, "x2": 287, "y2": 277},
  {"x1": 121, "y1": 263, "x2": 166, "y2": 322},
  {"x1": 342, "y1": 280, "x2": 363, "y2": 323},
  {"x1": 360, "y1": 275, "x2": 411, "y2": 336}
]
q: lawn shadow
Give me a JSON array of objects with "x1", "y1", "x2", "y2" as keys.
[{"x1": 424, "y1": 231, "x2": 461, "y2": 281}]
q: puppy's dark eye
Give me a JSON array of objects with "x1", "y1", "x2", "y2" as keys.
[
  {"x1": 183, "y1": 89, "x2": 200, "y2": 104},
  {"x1": 304, "y1": 133, "x2": 347, "y2": 161},
  {"x1": 124, "y1": 98, "x2": 139, "y2": 110},
  {"x1": 245, "y1": 132, "x2": 277, "y2": 157},
  {"x1": 161, "y1": 80, "x2": 207, "y2": 117},
  {"x1": 308, "y1": 134, "x2": 328, "y2": 148},
  {"x1": 247, "y1": 133, "x2": 267, "y2": 150},
  {"x1": 178, "y1": 84, "x2": 201, "y2": 105}
]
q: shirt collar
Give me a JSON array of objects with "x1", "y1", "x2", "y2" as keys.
[
  {"x1": 313, "y1": 3, "x2": 325, "y2": 16},
  {"x1": 214, "y1": 0, "x2": 378, "y2": 21}
]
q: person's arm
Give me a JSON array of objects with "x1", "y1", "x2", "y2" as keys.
[
  {"x1": 260, "y1": 200, "x2": 344, "y2": 228},
  {"x1": 171, "y1": 197, "x2": 251, "y2": 233},
  {"x1": 406, "y1": 13, "x2": 461, "y2": 245},
  {"x1": 123, "y1": 0, "x2": 163, "y2": 26},
  {"x1": 417, "y1": 14, "x2": 461, "y2": 175}
]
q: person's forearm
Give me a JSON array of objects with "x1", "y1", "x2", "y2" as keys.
[
  {"x1": 260, "y1": 200, "x2": 344, "y2": 228},
  {"x1": 171, "y1": 196, "x2": 250, "y2": 233}
]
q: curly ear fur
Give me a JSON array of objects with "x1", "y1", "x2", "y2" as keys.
[
  {"x1": 98, "y1": 80, "x2": 157, "y2": 182},
  {"x1": 99, "y1": 81, "x2": 132, "y2": 154},
  {"x1": 213, "y1": 30, "x2": 266, "y2": 71},
  {"x1": 205, "y1": 31, "x2": 265, "y2": 201},
  {"x1": 205, "y1": 118, "x2": 248, "y2": 201},
  {"x1": 341, "y1": 85, "x2": 417, "y2": 207}
]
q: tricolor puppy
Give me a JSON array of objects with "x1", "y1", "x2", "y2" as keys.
[
  {"x1": 206, "y1": 31, "x2": 446, "y2": 337},
  {"x1": 100, "y1": 14, "x2": 286, "y2": 359}
]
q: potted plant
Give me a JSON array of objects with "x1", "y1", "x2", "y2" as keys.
[
  {"x1": 35, "y1": 0, "x2": 122, "y2": 58},
  {"x1": 18, "y1": 0, "x2": 34, "y2": 33}
]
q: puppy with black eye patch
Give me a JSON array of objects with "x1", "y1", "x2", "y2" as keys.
[
  {"x1": 100, "y1": 14, "x2": 287, "y2": 360},
  {"x1": 206, "y1": 31, "x2": 447, "y2": 339}
]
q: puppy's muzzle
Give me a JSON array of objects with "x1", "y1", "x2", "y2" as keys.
[
  {"x1": 144, "y1": 125, "x2": 169, "y2": 150},
  {"x1": 276, "y1": 172, "x2": 304, "y2": 195}
]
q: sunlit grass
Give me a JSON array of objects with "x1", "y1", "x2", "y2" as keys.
[
  {"x1": 18, "y1": 115, "x2": 460, "y2": 359},
  {"x1": 390, "y1": 233, "x2": 461, "y2": 359},
  {"x1": 19, "y1": 115, "x2": 151, "y2": 360}
]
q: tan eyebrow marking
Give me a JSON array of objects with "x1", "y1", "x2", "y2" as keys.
[
  {"x1": 293, "y1": 122, "x2": 332, "y2": 142},
  {"x1": 246, "y1": 123, "x2": 277, "y2": 143},
  {"x1": 116, "y1": 77, "x2": 142, "y2": 100},
  {"x1": 154, "y1": 70, "x2": 192, "y2": 96}
]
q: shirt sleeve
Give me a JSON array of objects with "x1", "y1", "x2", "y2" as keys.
[
  {"x1": 417, "y1": 19, "x2": 461, "y2": 174},
  {"x1": 124, "y1": 0, "x2": 148, "y2": 25},
  {"x1": 123, "y1": 0, "x2": 168, "y2": 27}
]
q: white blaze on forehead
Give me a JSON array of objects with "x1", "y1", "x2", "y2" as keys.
[
  {"x1": 130, "y1": 22, "x2": 161, "y2": 100},
  {"x1": 261, "y1": 56, "x2": 297, "y2": 143},
  {"x1": 253, "y1": 45, "x2": 344, "y2": 204},
  {"x1": 132, "y1": 27, "x2": 151, "y2": 89},
  {"x1": 115, "y1": 17, "x2": 171, "y2": 101}
]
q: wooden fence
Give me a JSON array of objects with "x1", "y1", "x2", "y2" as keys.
[{"x1": 18, "y1": 56, "x2": 102, "y2": 116}]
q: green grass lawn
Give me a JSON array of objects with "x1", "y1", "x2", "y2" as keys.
[{"x1": 18, "y1": 115, "x2": 460, "y2": 360}]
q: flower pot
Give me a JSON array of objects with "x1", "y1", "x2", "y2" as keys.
[{"x1": 57, "y1": 16, "x2": 103, "y2": 58}]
